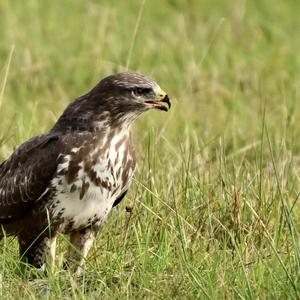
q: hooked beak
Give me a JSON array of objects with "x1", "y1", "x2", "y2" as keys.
[{"x1": 144, "y1": 88, "x2": 171, "y2": 112}]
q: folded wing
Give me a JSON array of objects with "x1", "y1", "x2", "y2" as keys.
[{"x1": 0, "y1": 134, "x2": 61, "y2": 223}]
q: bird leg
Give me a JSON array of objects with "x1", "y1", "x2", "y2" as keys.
[
  {"x1": 66, "y1": 227, "x2": 99, "y2": 276},
  {"x1": 18, "y1": 233, "x2": 57, "y2": 272},
  {"x1": 49, "y1": 235, "x2": 57, "y2": 270}
]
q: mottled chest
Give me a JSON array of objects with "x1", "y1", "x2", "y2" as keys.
[{"x1": 50, "y1": 130, "x2": 136, "y2": 230}]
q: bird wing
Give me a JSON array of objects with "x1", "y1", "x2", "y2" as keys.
[
  {"x1": 0, "y1": 134, "x2": 62, "y2": 223},
  {"x1": 113, "y1": 189, "x2": 128, "y2": 207}
]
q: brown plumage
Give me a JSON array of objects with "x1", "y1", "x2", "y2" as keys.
[{"x1": 0, "y1": 72, "x2": 170, "y2": 273}]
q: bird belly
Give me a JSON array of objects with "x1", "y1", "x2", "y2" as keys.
[
  {"x1": 49, "y1": 167, "x2": 133, "y2": 231},
  {"x1": 49, "y1": 138, "x2": 135, "y2": 231},
  {"x1": 50, "y1": 183, "x2": 116, "y2": 230}
]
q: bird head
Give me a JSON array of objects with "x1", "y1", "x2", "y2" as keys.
[
  {"x1": 95, "y1": 72, "x2": 171, "y2": 114},
  {"x1": 52, "y1": 72, "x2": 170, "y2": 132}
]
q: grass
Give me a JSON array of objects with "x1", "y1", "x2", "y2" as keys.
[{"x1": 0, "y1": 0, "x2": 300, "y2": 298}]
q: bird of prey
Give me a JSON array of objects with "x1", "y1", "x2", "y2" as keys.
[{"x1": 0, "y1": 72, "x2": 170, "y2": 274}]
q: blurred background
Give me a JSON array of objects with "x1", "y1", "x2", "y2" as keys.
[
  {"x1": 0, "y1": 0, "x2": 299, "y2": 298},
  {"x1": 1, "y1": 0, "x2": 300, "y2": 150}
]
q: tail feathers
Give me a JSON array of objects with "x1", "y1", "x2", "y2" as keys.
[
  {"x1": 0, "y1": 224, "x2": 5, "y2": 241},
  {"x1": 0, "y1": 215, "x2": 15, "y2": 224},
  {"x1": 0, "y1": 219, "x2": 18, "y2": 238}
]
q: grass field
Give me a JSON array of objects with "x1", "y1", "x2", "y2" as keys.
[{"x1": 0, "y1": 0, "x2": 300, "y2": 299}]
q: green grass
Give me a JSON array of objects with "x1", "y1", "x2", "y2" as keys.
[{"x1": 0, "y1": 0, "x2": 300, "y2": 298}]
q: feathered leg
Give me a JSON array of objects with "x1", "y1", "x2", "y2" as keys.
[
  {"x1": 66, "y1": 226, "x2": 99, "y2": 276},
  {"x1": 18, "y1": 233, "x2": 57, "y2": 271}
]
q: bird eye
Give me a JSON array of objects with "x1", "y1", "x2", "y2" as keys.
[{"x1": 133, "y1": 88, "x2": 145, "y2": 97}]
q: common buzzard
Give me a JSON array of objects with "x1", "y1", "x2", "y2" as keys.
[{"x1": 0, "y1": 72, "x2": 170, "y2": 274}]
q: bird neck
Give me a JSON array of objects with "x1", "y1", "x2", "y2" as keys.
[{"x1": 50, "y1": 95, "x2": 139, "y2": 134}]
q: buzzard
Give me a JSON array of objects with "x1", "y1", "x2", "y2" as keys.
[{"x1": 0, "y1": 72, "x2": 170, "y2": 274}]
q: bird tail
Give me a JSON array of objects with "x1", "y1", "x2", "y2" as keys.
[{"x1": 0, "y1": 225, "x2": 4, "y2": 241}]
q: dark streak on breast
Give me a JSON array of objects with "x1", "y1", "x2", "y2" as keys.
[{"x1": 80, "y1": 180, "x2": 90, "y2": 200}]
